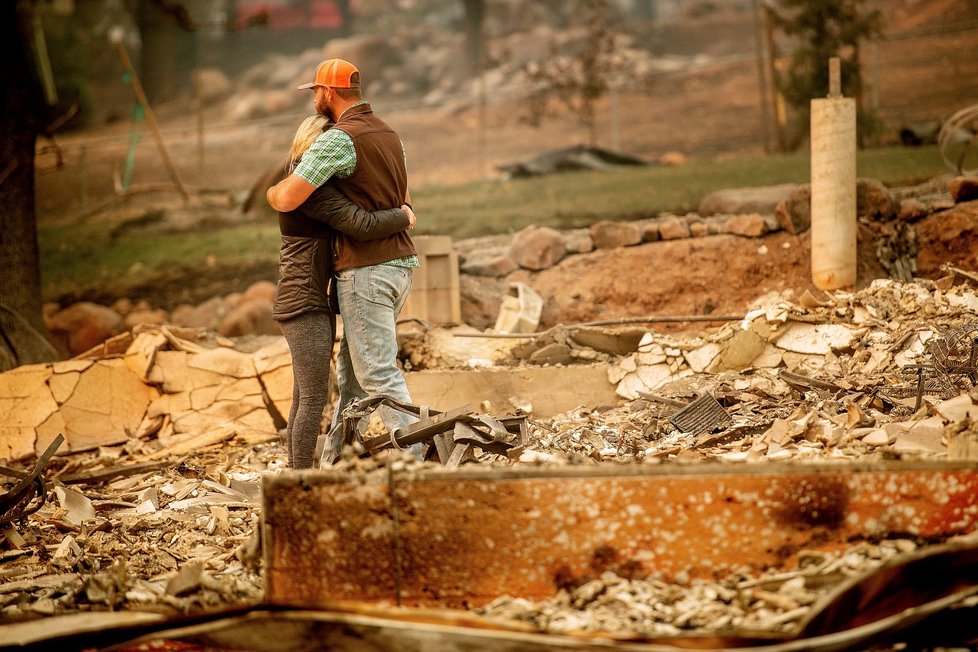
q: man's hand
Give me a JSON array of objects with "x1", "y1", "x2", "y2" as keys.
[
  {"x1": 267, "y1": 174, "x2": 318, "y2": 212},
  {"x1": 401, "y1": 204, "x2": 416, "y2": 229}
]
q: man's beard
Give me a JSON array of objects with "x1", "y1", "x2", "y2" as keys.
[{"x1": 315, "y1": 94, "x2": 333, "y2": 120}]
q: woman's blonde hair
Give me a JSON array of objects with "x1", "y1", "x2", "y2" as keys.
[{"x1": 288, "y1": 115, "x2": 330, "y2": 172}]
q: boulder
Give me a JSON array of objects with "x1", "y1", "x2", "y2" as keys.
[
  {"x1": 658, "y1": 216, "x2": 690, "y2": 240},
  {"x1": 529, "y1": 343, "x2": 574, "y2": 366},
  {"x1": 509, "y1": 226, "x2": 566, "y2": 270},
  {"x1": 171, "y1": 296, "x2": 230, "y2": 331},
  {"x1": 218, "y1": 298, "x2": 278, "y2": 337},
  {"x1": 243, "y1": 280, "x2": 277, "y2": 303},
  {"x1": 459, "y1": 275, "x2": 504, "y2": 331},
  {"x1": 949, "y1": 176, "x2": 978, "y2": 203},
  {"x1": 722, "y1": 213, "x2": 770, "y2": 237},
  {"x1": 124, "y1": 309, "x2": 169, "y2": 330},
  {"x1": 564, "y1": 231, "x2": 595, "y2": 254},
  {"x1": 192, "y1": 67, "x2": 232, "y2": 105},
  {"x1": 657, "y1": 151, "x2": 688, "y2": 166},
  {"x1": 461, "y1": 252, "x2": 519, "y2": 277},
  {"x1": 589, "y1": 220, "x2": 642, "y2": 249},
  {"x1": 897, "y1": 198, "x2": 929, "y2": 221},
  {"x1": 856, "y1": 178, "x2": 896, "y2": 219},
  {"x1": 321, "y1": 34, "x2": 403, "y2": 86},
  {"x1": 641, "y1": 223, "x2": 661, "y2": 242},
  {"x1": 698, "y1": 184, "x2": 795, "y2": 217},
  {"x1": 47, "y1": 302, "x2": 124, "y2": 357},
  {"x1": 775, "y1": 184, "x2": 812, "y2": 234}
]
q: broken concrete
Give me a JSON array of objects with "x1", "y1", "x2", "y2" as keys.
[{"x1": 405, "y1": 364, "x2": 619, "y2": 418}]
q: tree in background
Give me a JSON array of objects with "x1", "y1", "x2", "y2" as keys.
[
  {"x1": 522, "y1": 0, "x2": 631, "y2": 148},
  {"x1": 768, "y1": 0, "x2": 883, "y2": 148},
  {"x1": 0, "y1": 0, "x2": 58, "y2": 370}
]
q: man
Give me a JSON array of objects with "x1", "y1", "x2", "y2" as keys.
[{"x1": 267, "y1": 58, "x2": 420, "y2": 461}]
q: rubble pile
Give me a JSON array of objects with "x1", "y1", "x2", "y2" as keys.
[
  {"x1": 478, "y1": 537, "x2": 929, "y2": 636},
  {"x1": 1, "y1": 276, "x2": 976, "y2": 629},
  {"x1": 0, "y1": 439, "x2": 274, "y2": 621},
  {"x1": 516, "y1": 277, "x2": 978, "y2": 465}
]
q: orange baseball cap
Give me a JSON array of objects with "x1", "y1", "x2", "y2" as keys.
[{"x1": 297, "y1": 58, "x2": 360, "y2": 90}]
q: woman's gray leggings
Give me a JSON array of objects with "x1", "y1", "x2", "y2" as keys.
[{"x1": 278, "y1": 311, "x2": 336, "y2": 469}]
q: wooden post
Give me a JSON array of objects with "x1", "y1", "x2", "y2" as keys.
[
  {"x1": 751, "y1": 0, "x2": 772, "y2": 153},
  {"x1": 109, "y1": 26, "x2": 189, "y2": 202},
  {"x1": 762, "y1": 4, "x2": 786, "y2": 152}
]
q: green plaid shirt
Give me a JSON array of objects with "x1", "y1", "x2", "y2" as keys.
[{"x1": 294, "y1": 102, "x2": 418, "y2": 268}]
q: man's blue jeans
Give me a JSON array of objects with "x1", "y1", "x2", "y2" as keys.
[{"x1": 328, "y1": 263, "x2": 420, "y2": 459}]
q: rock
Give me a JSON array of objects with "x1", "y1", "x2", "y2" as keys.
[
  {"x1": 570, "y1": 328, "x2": 645, "y2": 355},
  {"x1": 856, "y1": 178, "x2": 896, "y2": 220},
  {"x1": 658, "y1": 151, "x2": 688, "y2": 166},
  {"x1": 42, "y1": 302, "x2": 60, "y2": 327},
  {"x1": 689, "y1": 221, "x2": 709, "y2": 237},
  {"x1": 564, "y1": 231, "x2": 595, "y2": 254},
  {"x1": 641, "y1": 223, "x2": 660, "y2": 242},
  {"x1": 721, "y1": 213, "x2": 770, "y2": 237},
  {"x1": 47, "y1": 302, "x2": 124, "y2": 356},
  {"x1": 243, "y1": 280, "x2": 277, "y2": 303},
  {"x1": 529, "y1": 343, "x2": 574, "y2": 366},
  {"x1": 589, "y1": 220, "x2": 642, "y2": 249},
  {"x1": 775, "y1": 184, "x2": 812, "y2": 234},
  {"x1": 124, "y1": 309, "x2": 169, "y2": 330},
  {"x1": 192, "y1": 68, "x2": 232, "y2": 105},
  {"x1": 460, "y1": 275, "x2": 504, "y2": 331},
  {"x1": 321, "y1": 34, "x2": 402, "y2": 85},
  {"x1": 509, "y1": 226, "x2": 566, "y2": 270},
  {"x1": 949, "y1": 176, "x2": 978, "y2": 203},
  {"x1": 899, "y1": 121, "x2": 940, "y2": 146},
  {"x1": 897, "y1": 198, "x2": 929, "y2": 221},
  {"x1": 110, "y1": 298, "x2": 134, "y2": 317},
  {"x1": 461, "y1": 252, "x2": 519, "y2": 277},
  {"x1": 225, "y1": 292, "x2": 244, "y2": 310},
  {"x1": 657, "y1": 216, "x2": 690, "y2": 240},
  {"x1": 218, "y1": 298, "x2": 278, "y2": 337},
  {"x1": 698, "y1": 184, "x2": 795, "y2": 217},
  {"x1": 171, "y1": 296, "x2": 230, "y2": 331},
  {"x1": 227, "y1": 90, "x2": 270, "y2": 121}
]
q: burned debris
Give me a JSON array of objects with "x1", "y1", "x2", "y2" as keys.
[{"x1": 2, "y1": 273, "x2": 978, "y2": 648}]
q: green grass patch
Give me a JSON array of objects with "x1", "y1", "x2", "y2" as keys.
[
  {"x1": 39, "y1": 219, "x2": 280, "y2": 300},
  {"x1": 412, "y1": 144, "x2": 946, "y2": 238},
  {"x1": 39, "y1": 145, "x2": 947, "y2": 300}
]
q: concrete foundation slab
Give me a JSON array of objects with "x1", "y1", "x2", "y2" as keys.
[{"x1": 404, "y1": 364, "x2": 619, "y2": 417}]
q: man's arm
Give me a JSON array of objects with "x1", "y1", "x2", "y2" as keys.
[
  {"x1": 267, "y1": 129, "x2": 356, "y2": 212},
  {"x1": 267, "y1": 174, "x2": 317, "y2": 212}
]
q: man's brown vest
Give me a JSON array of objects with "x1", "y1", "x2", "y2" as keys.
[{"x1": 331, "y1": 103, "x2": 416, "y2": 271}]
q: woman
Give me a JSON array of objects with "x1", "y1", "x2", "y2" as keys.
[{"x1": 273, "y1": 115, "x2": 415, "y2": 469}]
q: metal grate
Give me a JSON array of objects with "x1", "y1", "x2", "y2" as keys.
[{"x1": 669, "y1": 393, "x2": 732, "y2": 435}]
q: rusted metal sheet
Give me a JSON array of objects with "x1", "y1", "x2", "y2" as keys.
[{"x1": 263, "y1": 462, "x2": 978, "y2": 609}]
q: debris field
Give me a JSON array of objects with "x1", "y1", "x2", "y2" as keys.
[{"x1": 2, "y1": 268, "x2": 978, "y2": 648}]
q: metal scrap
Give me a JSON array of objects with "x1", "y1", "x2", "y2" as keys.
[
  {"x1": 319, "y1": 396, "x2": 527, "y2": 467},
  {"x1": 0, "y1": 434, "x2": 64, "y2": 526}
]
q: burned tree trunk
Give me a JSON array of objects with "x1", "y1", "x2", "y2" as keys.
[{"x1": 0, "y1": 0, "x2": 57, "y2": 370}]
